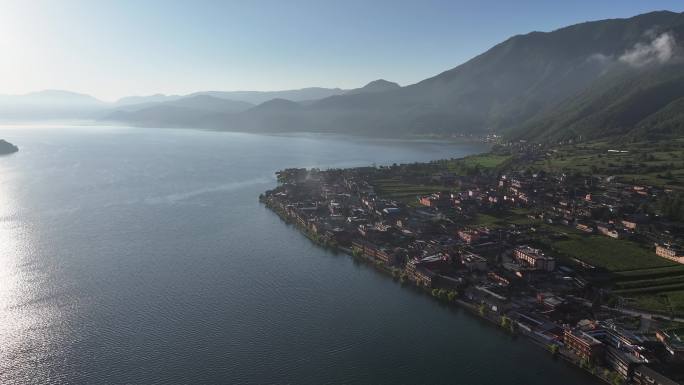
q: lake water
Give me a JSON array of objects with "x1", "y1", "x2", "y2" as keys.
[{"x1": 0, "y1": 125, "x2": 600, "y2": 384}]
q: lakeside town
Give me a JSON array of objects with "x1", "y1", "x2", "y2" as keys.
[{"x1": 260, "y1": 142, "x2": 684, "y2": 385}]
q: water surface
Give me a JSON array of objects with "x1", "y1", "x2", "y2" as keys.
[{"x1": 0, "y1": 125, "x2": 598, "y2": 384}]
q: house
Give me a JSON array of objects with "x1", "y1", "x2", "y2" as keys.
[
  {"x1": 597, "y1": 223, "x2": 625, "y2": 239},
  {"x1": 604, "y1": 346, "x2": 646, "y2": 379},
  {"x1": 413, "y1": 267, "x2": 436, "y2": 288},
  {"x1": 655, "y1": 244, "x2": 684, "y2": 264},
  {"x1": 458, "y1": 228, "x2": 489, "y2": 244},
  {"x1": 563, "y1": 328, "x2": 605, "y2": 364},
  {"x1": 460, "y1": 252, "x2": 487, "y2": 272},
  {"x1": 418, "y1": 192, "x2": 453, "y2": 208},
  {"x1": 576, "y1": 222, "x2": 594, "y2": 233},
  {"x1": 513, "y1": 245, "x2": 555, "y2": 271}
]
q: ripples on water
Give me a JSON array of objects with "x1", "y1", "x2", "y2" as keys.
[{"x1": 0, "y1": 125, "x2": 599, "y2": 384}]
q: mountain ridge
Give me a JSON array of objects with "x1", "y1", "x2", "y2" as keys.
[{"x1": 5, "y1": 10, "x2": 684, "y2": 142}]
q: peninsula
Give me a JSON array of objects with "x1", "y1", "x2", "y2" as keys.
[
  {"x1": 0, "y1": 139, "x2": 19, "y2": 155},
  {"x1": 261, "y1": 139, "x2": 684, "y2": 385}
]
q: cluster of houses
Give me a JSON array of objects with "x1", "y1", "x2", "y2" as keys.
[{"x1": 260, "y1": 166, "x2": 684, "y2": 384}]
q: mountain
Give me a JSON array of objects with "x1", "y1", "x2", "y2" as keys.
[
  {"x1": 13, "y1": 10, "x2": 684, "y2": 141},
  {"x1": 0, "y1": 90, "x2": 103, "y2": 107},
  {"x1": 167, "y1": 95, "x2": 253, "y2": 112},
  {"x1": 106, "y1": 105, "x2": 220, "y2": 128},
  {"x1": 115, "y1": 94, "x2": 182, "y2": 106},
  {"x1": 0, "y1": 90, "x2": 106, "y2": 119},
  {"x1": 300, "y1": 11, "x2": 684, "y2": 138},
  {"x1": 105, "y1": 95, "x2": 254, "y2": 127},
  {"x1": 113, "y1": 88, "x2": 345, "y2": 106},
  {"x1": 118, "y1": 95, "x2": 253, "y2": 113},
  {"x1": 187, "y1": 87, "x2": 346, "y2": 104},
  {"x1": 247, "y1": 98, "x2": 302, "y2": 112},
  {"x1": 162, "y1": 10, "x2": 671, "y2": 139},
  {"x1": 344, "y1": 79, "x2": 400, "y2": 95},
  {"x1": 508, "y1": 62, "x2": 684, "y2": 142}
]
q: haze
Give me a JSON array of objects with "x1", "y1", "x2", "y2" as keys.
[{"x1": 2, "y1": 0, "x2": 682, "y2": 101}]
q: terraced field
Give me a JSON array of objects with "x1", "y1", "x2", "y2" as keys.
[
  {"x1": 614, "y1": 265, "x2": 684, "y2": 317},
  {"x1": 530, "y1": 138, "x2": 684, "y2": 190},
  {"x1": 371, "y1": 177, "x2": 450, "y2": 204}
]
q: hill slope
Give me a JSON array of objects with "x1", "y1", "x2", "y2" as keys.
[
  {"x1": 509, "y1": 62, "x2": 684, "y2": 141},
  {"x1": 104, "y1": 10, "x2": 684, "y2": 141},
  {"x1": 211, "y1": 10, "x2": 684, "y2": 138}
]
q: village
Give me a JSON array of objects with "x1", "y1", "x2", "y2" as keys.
[{"x1": 260, "y1": 148, "x2": 684, "y2": 385}]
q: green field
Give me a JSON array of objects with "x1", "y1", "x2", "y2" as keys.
[
  {"x1": 615, "y1": 265, "x2": 684, "y2": 280},
  {"x1": 551, "y1": 234, "x2": 673, "y2": 271},
  {"x1": 446, "y1": 153, "x2": 512, "y2": 173},
  {"x1": 629, "y1": 290, "x2": 684, "y2": 317},
  {"x1": 371, "y1": 177, "x2": 450, "y2": 203},
  {"x1": 474, "y1": 209, "x2": 537, "y2": 227},
  {"x1": 529, "y1": 138, "x2": 684, "y2": 190}
]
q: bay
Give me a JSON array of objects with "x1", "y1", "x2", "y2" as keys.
[{"x1": 0, "y1": 125, "x2": 599, "y2": 384}]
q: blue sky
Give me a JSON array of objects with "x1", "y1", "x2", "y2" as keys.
[{"x1": 1, "y1": 0, "x2": 682, "y2": 101}]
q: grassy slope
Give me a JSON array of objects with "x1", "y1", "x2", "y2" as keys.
[{"x1": 528, "y1": 138, "x2": 684, "y2": 190}]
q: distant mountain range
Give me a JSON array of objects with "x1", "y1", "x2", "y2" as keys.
[{"x1": 3, "y1": 10, "x2": 684, "y2": 142}]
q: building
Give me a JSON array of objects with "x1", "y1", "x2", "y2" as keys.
[
  {"x1": 605, "y1": 346, "x2": 646, "y2": 379},
  {"x1": 656, "y1": 329, "x2": 684, "y2": 360},
  {"x1": 656, "y1": 244, "x2": 684, "y2": 264},
  {"x1": 418, "y1": 192, "x2": 452, "y2": 208},
  {"x1": 633, "y1": 365, "x2": 680, "y2": 385},
  {"x1": 576, "y1": 223, "x2": 594, "y2": 233},
  {"x1": 563, "y1": 328, "x2": 604, "y2": 364},
  {"x1": 458, "y1": 229, "x2": 481, "y2": 244},
  {"x1": 413, "y1": 267, "x2": 435, "y2": 288},
  {"x1": 597, "y1": 223, "x2": 624, "y2": 239},
  {"x1": 460, "y1": 252, "x2": 487, "y2": 272},
  {"x1": 351, "y1": 240, "x2": 395, "y2": 265},
  {"x1": 513, "y1": 246, "x2": 555, "y2": 271}
]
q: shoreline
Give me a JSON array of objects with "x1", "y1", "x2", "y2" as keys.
[{"x1": 260, "y1": 195, "x2": 611, "y2": 385}]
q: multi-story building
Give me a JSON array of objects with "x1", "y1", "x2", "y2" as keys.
[
  {"x1": 605, "y1": 346, "x2": 646, "y2": 379},
  {"x1": 563, "y1": 328, "x2": 604, "y2": 364},
  {"x1": 656, "y1": 244, "x2": 684, "y2": 264},
  {"x1": 513, "y1": 245, "x2": 555, "y2": 271}
]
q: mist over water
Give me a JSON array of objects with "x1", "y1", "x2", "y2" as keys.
[{"x1": 0, "y1": 126, "x2": 599, "y2": 384}]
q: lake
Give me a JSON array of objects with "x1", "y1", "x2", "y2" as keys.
[{"x1": 0, "y1": 125, "x2": 599, "y2": 384}]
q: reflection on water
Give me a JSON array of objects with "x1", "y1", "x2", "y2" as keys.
[{"x1": 0, "y1": 125, "x2": 599, "y2": 385}]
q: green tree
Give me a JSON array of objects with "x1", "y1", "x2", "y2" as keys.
[{"x1": 548, "y1": 344, "x2": 559, "y2": 355}]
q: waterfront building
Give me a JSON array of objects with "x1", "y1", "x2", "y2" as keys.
[
  {"x1": 563, "y1": 328, "x2": 604, "y2": 364},
  {"x1": 413, "y1": 267, "x2": 435, "y2": 288}
]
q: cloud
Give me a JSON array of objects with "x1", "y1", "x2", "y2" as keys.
[
  {"x1": 587, "y1": 53, "x2": 613, "y2": 64},
  {"x1": 618, "y1": 32, "x2": 677, "y2": 67}
]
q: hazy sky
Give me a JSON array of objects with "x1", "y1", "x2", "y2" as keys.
[{"x1": 1, "y1": 0, "x2": 682, "y2": 101}]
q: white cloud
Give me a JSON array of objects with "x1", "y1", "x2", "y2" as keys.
[{"x1": 619, "y1": 32, "x2": 677, "y2": 67}]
